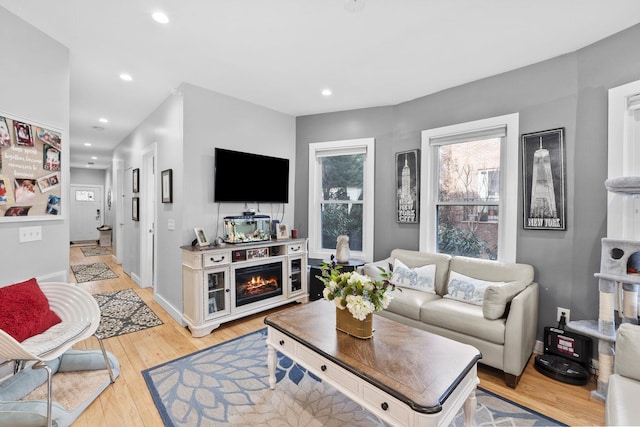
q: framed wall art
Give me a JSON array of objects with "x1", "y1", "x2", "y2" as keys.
[
  {"x1": 161, "y1": 169, "x2": 173, "y2": 203},
  {"x1": 132, "y1": 168, "x2": 140, "y2": 193},
  {"x1": 0, "y1": 110, "x2": 64, "y2": 221},
  {"x1": 396, "y1": 149, "x2": 419, "y2": 223},
  {"x1": 132, "y1": 196, "x2": 139, "y2": 221},
  {"x1": 522, "y1": 128, "x2": 566, "y2": 230}
]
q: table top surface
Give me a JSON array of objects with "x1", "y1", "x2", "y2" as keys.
[{"x1": 264, "y1": 300, "x2": 481, "y2": 413}]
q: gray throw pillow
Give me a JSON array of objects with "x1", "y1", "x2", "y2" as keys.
[{"x1": 482, "y1": 280, "x2": 526, "y2": 320}]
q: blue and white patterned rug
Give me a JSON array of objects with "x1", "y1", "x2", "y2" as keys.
[{"x1": 142, "y1": 329, "x2": 566, "y2": 427}]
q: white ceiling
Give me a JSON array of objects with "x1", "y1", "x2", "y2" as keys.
[{"x1": 1, "y1": 0, "x2": 639, "y2": 169}]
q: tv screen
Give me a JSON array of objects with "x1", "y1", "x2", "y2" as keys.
[{"x1": 214, "y1": 148, "x2": 289, "y2": 203}]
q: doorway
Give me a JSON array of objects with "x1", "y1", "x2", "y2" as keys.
[
  {"x1": 141, "y1": 145, "x2": 157, "y2": 289},
  {"x1": 69, "y1": 185, "x2": 104, "y2": 243}
]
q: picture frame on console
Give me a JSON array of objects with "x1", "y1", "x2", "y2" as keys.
[
  {"x1": 276, "y1": 223, "x2": 289, "y2": 240},
  {"x1": 194, "y1": 227, "x2": 209, "y2": 247},
  {"x1": 522, "y1": 128, "x2": 566, "y2": 231}
]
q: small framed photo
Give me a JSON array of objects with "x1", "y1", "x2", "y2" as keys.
[
  {"x1": 194, "y1": 227, "x2": 209, "y2": 247},
  {"x1": 161, "y1": 169, "x2": 173, "y2": 203},
  {"x1": 132, "y1": 168, "x2": 140, "y2": 193},
  {"x1": 132, "y1": 196, "x2": 139, "y2": 221},
  {"x1": 276, "y1": 223, "x2": 289, "y2": 240}
]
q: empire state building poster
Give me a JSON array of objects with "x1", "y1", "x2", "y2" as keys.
[{"x1": 396, "y1": 149, "x2": 419, "y2": 223}]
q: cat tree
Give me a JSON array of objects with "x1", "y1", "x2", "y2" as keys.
[{"x1": 567, "y1": 177, "x2": 640, "y2": 401}]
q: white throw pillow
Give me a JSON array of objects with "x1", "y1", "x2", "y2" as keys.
[
  {"x1": 445, "y1": 271, "x2": 505, "y2": 306},
  {"x1": 390, "y1": 259, "x2": 436, "y2": 294}
]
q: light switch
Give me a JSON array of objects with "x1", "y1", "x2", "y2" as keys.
[
  {"x1": 19, "y1": 226, "x2": 42, "y2": 242},
  {"x1": 168, "y1": 219, "x2": 175, "y2": 231}
]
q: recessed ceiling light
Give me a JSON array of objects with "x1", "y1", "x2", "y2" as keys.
[
  {"x1": 84, "y1": 142, "x2": 92, "y2": 147},
  {"x1": 322, "y1": 88, "x2": 332, "y2": 97},
  {"x1": 91, "y1": 156, "x2": 98, "y2": 160},
  {"x1": 120, "y1": 73, "x2": 133, "y2": 81},
  {"x1": 152, "y1": 11, "x2": 170, "y2": 24},
  {"x1": 98, "y1": 118, "x2": 108, "y2": 123}
]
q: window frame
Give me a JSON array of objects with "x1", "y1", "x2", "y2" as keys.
[
  {"x1": 308, "y1": 137, "x2": 375, "y2": 261},
  {"x1": 419, "y1": 113, "x2": 519, "y2": 263}
]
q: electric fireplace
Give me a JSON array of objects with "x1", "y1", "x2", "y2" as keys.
[{"x1": 234, "y1": 261, "x2": 283, "y2": 307}]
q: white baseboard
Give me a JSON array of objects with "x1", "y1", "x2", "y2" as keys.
[
  {"x1": 37, "y1": 270, "x2": 68, "y2": 283},
  {"x1": 534, "y1": 339, "x2": 543, "y2": 354},
  {"x1": 154, "y1": 292, "x2": 185, "y2": 326},
  {"x1": 131, "y1": 272, "x2": 141, "y2": 286}
]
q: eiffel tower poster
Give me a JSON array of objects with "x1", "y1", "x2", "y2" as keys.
[{"x1": 522, "y1": 128, "x2": 566, "y2": 230}]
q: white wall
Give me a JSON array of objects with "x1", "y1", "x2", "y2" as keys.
[
  {"x1": 110, "y1": 83, "x2": 295, "y2": 325},
  {"x1": 0, "y1": 8, "x2": 69, "y2": 284},
  {"x1": 181, "y1": 82, "x2": 296, "y2": 244}
]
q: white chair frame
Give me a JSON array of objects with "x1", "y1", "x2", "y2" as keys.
[{"x1": 0, "y1": 282, "x2": 115, "y2": 427}]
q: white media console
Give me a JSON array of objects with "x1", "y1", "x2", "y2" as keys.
[{"x1": 181, "y1": 238, "x2": 308, "y2": 337}]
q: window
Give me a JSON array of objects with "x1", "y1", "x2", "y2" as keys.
[
  {"x1": 608, "y1": 80, "x2": 640, "y2": 240},
  {"x1": 308, "y1": 138, "x2": 375, "y2": 261},
  {"x1": 420, "y1": 114, "x2": 519, "y2": 262}
]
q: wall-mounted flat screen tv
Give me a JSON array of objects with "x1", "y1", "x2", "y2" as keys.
[{"x1": 214, "y1": 148, "x2": 289, "y2": 203}]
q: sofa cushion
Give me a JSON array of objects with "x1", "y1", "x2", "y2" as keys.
[
  {"x1": 421, "y1": 298, "x2": 506, "y2": 345},
  {"x1": 615, "y1": 323, "x2": 640, "y2": 381},
  {"x1": 444, "y1": 271, "x2": 504, "y2": 306},
  {"x1": 390, "y1": 259, "x2": 436, "y2": 294},
  {"x1": 482, "y1": 281, "x2": 527, "y2": 320},
  {"x1": 390, "y1": 249, "x2": 452, "y2": 296},
  {"x1": 449, "y1": 256, "x2": 534, "y2": 289},
  {"x1": 360, "y1": 257, "x2": 392, "y2": 282},
  {"x1": 384, "y1": 287, "x2": 441, "y2": 321},
  {"x1": 606, "y1": 373, "x2": 640, "y2": 426},
  {"x1": 0, "y1": 277, "x2": 62, "y2": 342}
]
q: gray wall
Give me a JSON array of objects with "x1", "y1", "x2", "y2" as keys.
[
  {"x1": 295, "y1": 23, "x2": 640, "y2": 340},
  {"x1": 70, "y1": 167, "x2": 106, "y2": 186},
  {"x1": 0, "y1": 8, "x2": 69, "y2": 284}
]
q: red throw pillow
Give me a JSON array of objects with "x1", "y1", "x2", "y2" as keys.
[{"x1": 0, "y1": 278, "x2": 62, "y2": 342}]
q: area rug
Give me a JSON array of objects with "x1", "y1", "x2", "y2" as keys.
[
  {"x1": 71, "y1": 262, "x2": 118, "y2": 283},
  {"x1": 81, "y1": 246, "x2": 111, "y2": 257},
  {"x1": 142, "y1": 329, "x2": 566, "y2": 427},
  {"x1": 93, "y1": 288, "x2": 163, "y2": 339}
]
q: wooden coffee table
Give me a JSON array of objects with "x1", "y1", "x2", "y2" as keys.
[{"x1": 264, "y1": 300, "x2": 482, "y2": 427}]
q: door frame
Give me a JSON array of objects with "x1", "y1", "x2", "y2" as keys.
[{"x1": 140, "y1": 143, "x2": 157, "y2": 289}]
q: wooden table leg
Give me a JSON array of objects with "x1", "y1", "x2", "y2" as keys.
[
  {"x1": 463, "y1": 388, "x2": 477, "y2": 427},
  {"x1": 267, "y1": 342, "x2": 277, "y2": 389}
]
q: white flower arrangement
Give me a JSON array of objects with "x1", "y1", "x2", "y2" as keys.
[{"x1": 317, "y1": 257, "x2": 395, "y2": 320}]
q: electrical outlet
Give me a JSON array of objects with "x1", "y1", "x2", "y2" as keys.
[{"x1": 557, "y1": 307, "x2": 570, "y2": 323}]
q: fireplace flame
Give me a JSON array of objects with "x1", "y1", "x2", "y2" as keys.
[{"x1": 239, "y1": 275, "x2": 279, "y2": 296}]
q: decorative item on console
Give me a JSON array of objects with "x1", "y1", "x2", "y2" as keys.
[
  {"x1": 317, "y1": 256, "x2": 395, "y2": 339},
  {"x1": 335, "y1": 235, "x2": 350, "y2": 263},
  {"x1": 224, "y1": 214, "x2": 271, "y2": 243}
]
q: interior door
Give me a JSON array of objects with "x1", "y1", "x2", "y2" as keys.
[{"x1": 70, "y1": 185, "x2": 103, "y2": 242}]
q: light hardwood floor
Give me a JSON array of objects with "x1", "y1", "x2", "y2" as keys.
[{"x1": 68, "y1": 246, "x2": 605, "y2": 426}]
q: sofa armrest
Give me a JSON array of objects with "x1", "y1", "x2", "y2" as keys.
[
  {"x1": 615, "y1": 323, "x2": 640, "y2": 381},
  {"x1": 503, "y1": 282, "x2": 539, "y2": 377}
]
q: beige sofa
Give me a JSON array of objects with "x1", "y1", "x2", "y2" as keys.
[
  {"x1": 606, "y1": 323, "x2": 640, "y2": 426},
  {"x1": 361, "y1": 249, "x2": 539, "y2": 388}
]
